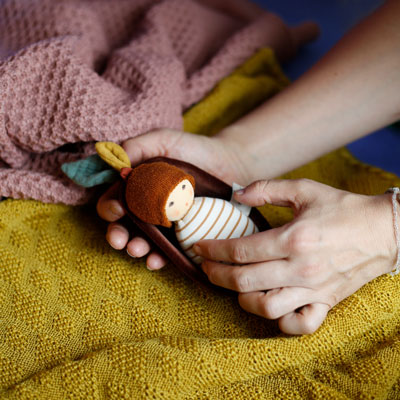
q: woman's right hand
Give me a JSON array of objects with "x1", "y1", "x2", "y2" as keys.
[{"x1": 96, "y1": 128, "x2": 247, "y2": 270}]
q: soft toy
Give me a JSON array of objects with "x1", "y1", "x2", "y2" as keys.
[
  {"x1": 122, "y1": 160, "x2": 258, "y2": 265},
  {"x1": 62, "y1": 142, "x2": 269, "y2": 286}
]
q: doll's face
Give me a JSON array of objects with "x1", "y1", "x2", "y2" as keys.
[{"x1": 165, "y1": 179, "x2": 194, "y2": 222}]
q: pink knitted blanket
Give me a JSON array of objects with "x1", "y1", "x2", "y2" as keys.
[{"x1": 0, "y1": 0, "x2": 317, "y2": 204}]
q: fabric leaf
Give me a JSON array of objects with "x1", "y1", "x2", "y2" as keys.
[
  {"x1": 95, "y1": 142, "x2": 131, "y2": 171},
  {"x1": 61, "y1": 154, "x2": 119, "y2": 187}
]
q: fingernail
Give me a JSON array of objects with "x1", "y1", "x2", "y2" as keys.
[
  {"x1": 109, "y1": 202, "x2": 124, "y2": 217},
  {"x1": 126, "y1": 248, "x2": 137, "y2": 258},
  {"x1": 109, "y1": 235, "x2": 125, "y2": 249},
  {"x1": 109, "y1": 242, "x2": 119, "y2": 250},
  {"x1": 235, "y1": 189, "x2": 244, "y2": 195}
]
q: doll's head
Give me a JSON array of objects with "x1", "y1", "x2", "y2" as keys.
[{"x1": 124, "y1": 162, "x2": 195, "y2": 228}]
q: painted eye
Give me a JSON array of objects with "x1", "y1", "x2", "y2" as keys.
[
  {"x1": 182, "y1": 184, "x2": 186, "y2": 190},
  {"x1": 169, "y1": 201, "x2": 174, "y2": 207}
]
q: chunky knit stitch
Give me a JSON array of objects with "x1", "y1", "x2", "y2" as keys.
[
  {"x1": 0, "y1": 49, "x2": 399, "y2": 399},
  {"x1": 0, "y1": 0, "x2": 317, "y2": 205}
]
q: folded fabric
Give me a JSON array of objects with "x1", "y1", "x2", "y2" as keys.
[
  {"x1": 0, "y1": 0, "x2": 317, "y2": 205},
  {"x1": 1, "y1": 47, "x2": 399, "y2": 399}
]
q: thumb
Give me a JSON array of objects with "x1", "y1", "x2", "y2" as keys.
[
  {"x1": 122, "y1": 128, "x2": 180, "y2": 166},
  {"x1": 233, "y1": 178, "x2": 319, "y2": 208}
]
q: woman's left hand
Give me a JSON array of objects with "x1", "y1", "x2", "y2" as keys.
[{"x1": 193, "y1": 179, "x2": 397, "y2": 335}]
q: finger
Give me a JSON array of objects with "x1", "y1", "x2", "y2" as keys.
[
  {"x1": 97, "y1": 182, "x2": 125, "y2": 222},
  {"x1": 238, "y1": 286, "x2": 315, "y2": 319},
  {"x1": 278, "y1": 303, "x2": 330, "y2": 335},
  {"x1": 126, "y1": 237, "x2": 151, "y2": 258},
  {"x1": 106, "y1": 222, "x2": 129, "y2": 250},
  {"x1": 233, "y1": 179, "x2": 320, "y2": 208},
  {"x1": 146, "y1": 252, "x2": 169, "y2": 270},
  {"x1": 202, "y1": 260, "x2": 290, "y2": 292},
  {"x1": 197, "y1": 0, "x2": 263, "y2": 22},
  {"x1": 125, "y1": 236, "x2": 168, "y2": 270},
  {"x1": 193, "y1": 226, "x2": 289, "y2": 264},
  {"x1": 290, "y1": 22, "x2": 320, "y2": 48}
]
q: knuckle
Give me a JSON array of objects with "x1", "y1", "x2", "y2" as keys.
[
  {"x1": 300, "y1": 178, "x2": 314, "y2": 186},
  {"x1": 260, "y1": 297, "x2": 280, "y2": 319},
  {"x1": 294, "y1": 178, "x2": 314, "y2": 190},
  {"x1": 300, "y1": 317, "x2": 320, "y2": 335},
  {"x1": 202, "y1": 245, "x2": 214, "y2": 260},
  {"x1": 291, "y1": 178, "x2": 305, "y2": 193},
  {"x1": 291, "y1": 178, "x2": 315, "y2": 203},
  {"x1": 230, "y1": 243, "x2": 248, "y2": 264},
  {"x1": 254, "y1": 179, "x2": 269, "y2": 192},
  {"x1": 327, "y1": 293, "x2": 339, "y2": 308},
  {"x1": 253, "y1": 179, "x2": 272, "y2": 203},
  {"x1": 206, "y1": 267, "x2": 218, "y2": 285},
  {"x1": 197, "y1": 241, "x2": 213, "y2": 260},
  {"x1": 286, "y1": 223, "x2": 319, "y2": 255},
  {"x1": 287, "y1": 228, "x2": 308, "y2": 254},
  {"x1": 298, "y1": 262, "x2": 322, "y2": 280},
  {"x1": 232, "y1": 269, "x2": 251, "y2": 293}
]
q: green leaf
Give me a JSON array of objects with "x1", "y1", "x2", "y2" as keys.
[{"x1": 61, "y1": 154, "x2": 119, "y2": 188}]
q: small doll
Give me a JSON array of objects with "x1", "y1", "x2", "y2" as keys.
[
  {"x1": 123, "y1": 161, "x2": 258, "y2": 264},
  {"x1": 62, "y1": 142, "x2": 263, "y2": 274}
]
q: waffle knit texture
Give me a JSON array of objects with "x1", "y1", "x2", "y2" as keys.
[
  {"x1": 1, "y1": 47, "x2": 400, "y2": 399},
  {"x1": 0, "y1": 0, "x2": 302, "y2": 205}
]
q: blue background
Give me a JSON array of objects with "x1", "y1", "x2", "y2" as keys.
[{"x1": 254, "y1": 0, "x2": 400, "y2": 177}]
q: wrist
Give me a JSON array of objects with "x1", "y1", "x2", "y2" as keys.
[
  {"x1": 214, "y1": 128, "x2": 255, "y2": 185},
  {"x1": 371, "y1": 193, "x2": 399, "y2": 276},
  {"x1": 385, "y1": 188, "x2": 400, "y2": 276}
]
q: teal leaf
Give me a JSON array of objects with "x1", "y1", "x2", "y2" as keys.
[{"x1": 61, "y1": 154, "x2": 119, "y2": 187}]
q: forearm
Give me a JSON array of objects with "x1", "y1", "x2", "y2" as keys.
[{"x1": 218, "y1": 0, "x2": 400, "y2": 182}]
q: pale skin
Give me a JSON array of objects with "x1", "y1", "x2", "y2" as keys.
[
  {"x1": 97, "y1": 0, "x2": 400, "y2": 334},
  {"x1": 165, "y1": 179, "x2": 195, "y2": 222}
]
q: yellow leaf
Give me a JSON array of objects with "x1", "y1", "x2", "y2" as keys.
[{"x1": 95, "y1": 142, "x2": 131, "y2": 171}]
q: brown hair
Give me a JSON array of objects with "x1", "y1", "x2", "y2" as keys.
[{"x1": 125, "y1": 162, "x2": 195, "y2": 227}]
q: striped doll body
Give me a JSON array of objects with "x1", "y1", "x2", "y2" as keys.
[{"x1": 175, "y1": 197, "x2": 258, "y2": 265}]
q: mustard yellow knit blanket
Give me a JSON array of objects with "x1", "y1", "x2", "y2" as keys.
[{"x1": 1, "y1": 49, "x2": 399, "y2": 399}]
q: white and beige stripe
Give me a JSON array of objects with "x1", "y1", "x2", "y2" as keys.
[{"x1": 175, "y1": 197, "x2": 258, "y2": 264}]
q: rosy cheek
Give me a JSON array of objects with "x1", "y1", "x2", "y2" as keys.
[{"x1": 175, "y1": 210, "x2": 181, "y2": 217}]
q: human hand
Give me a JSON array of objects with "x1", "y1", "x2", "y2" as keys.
[
  {"x1": 198, "y1": 0, "x2": 319, "y2": 61},
  {"x1": 193, "y1": 179, "x2": 396, "y2": 335},
  {"x1": 96, "y1": 128, "x2": 247, "y2": 269}
]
